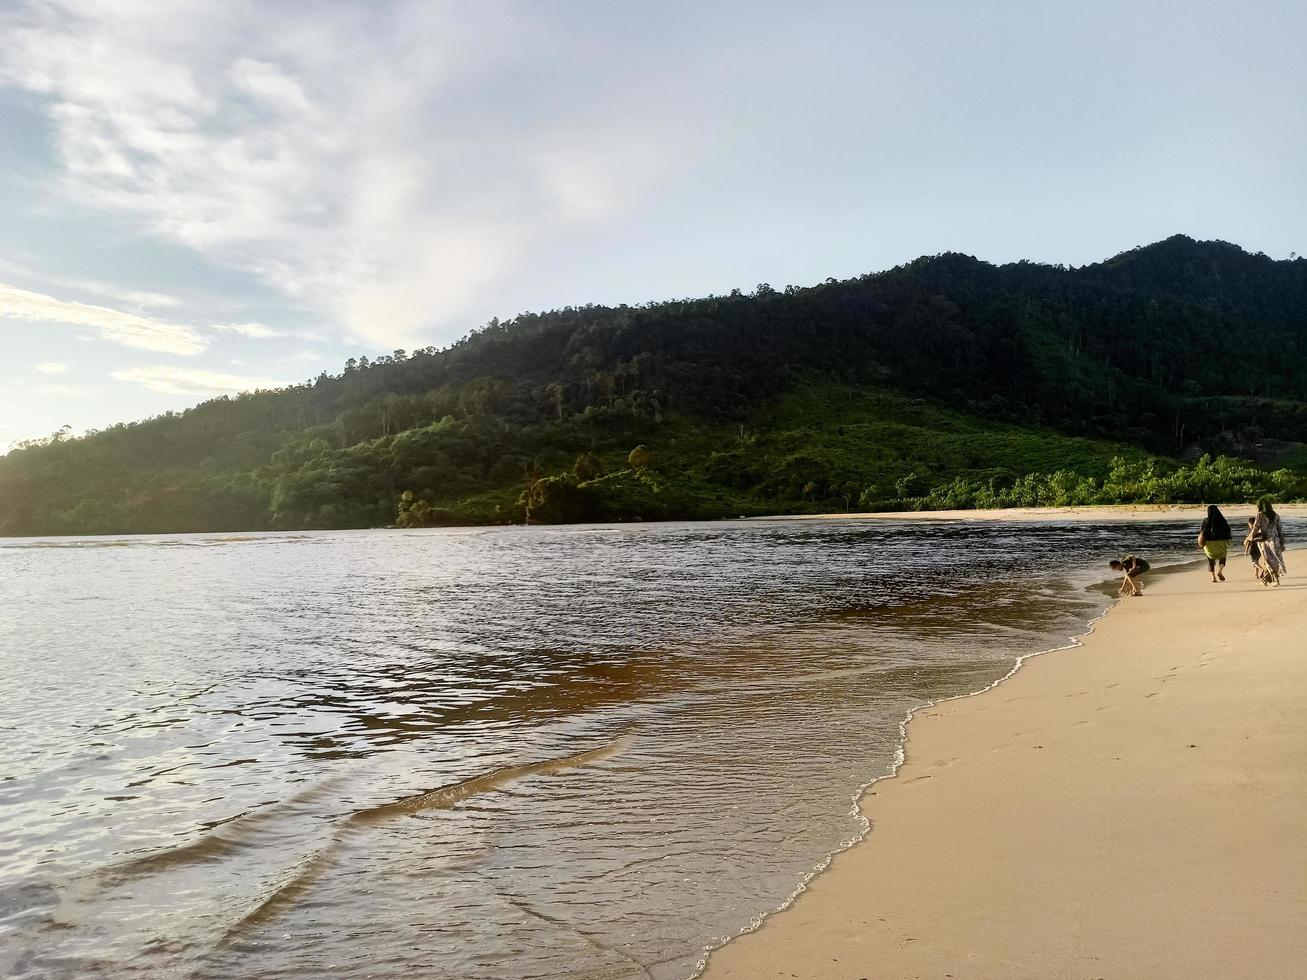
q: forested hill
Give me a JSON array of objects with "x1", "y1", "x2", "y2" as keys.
[{"x1": 5, "y1": 235, "x2": 1307, "y2": 535}]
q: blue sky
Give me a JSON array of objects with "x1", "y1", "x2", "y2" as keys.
[{"x1": 2, "y1": 0, "x2": 1305, "y2": 449}]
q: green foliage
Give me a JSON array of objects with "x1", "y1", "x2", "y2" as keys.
[
  {"x1": 3, "y1": 236, "x2": 1307, "y2": 533},
  {"x1": 573, "y1": 452, "x2": 602, "y2": 481},
  {"x1": 395, "y1": 490, "x2": 435, "y2": 527},
  {"x1": 627, "y1": 445, "x2": 655, "y2": 470},
  {"x1": 891, "y1": 455, "x2": 1307, "y2": 512},
  {"x1": 523, "y1": 475, "x2": 594, "y2": 524}
]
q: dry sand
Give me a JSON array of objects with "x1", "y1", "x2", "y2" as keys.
[
  {"x1": 703, "y1": 550, "x2": 1307, "y2": 980},
  {"x1": 785, "y1": 503, "x2": 1307, "y2": 523}
]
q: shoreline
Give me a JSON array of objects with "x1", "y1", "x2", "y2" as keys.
[
  {"x1": 689, "y1": 565, "x2": 1122, "y2": 978},
  {"x1": 701, "y1": 549, "x2": 1307, "y2": 979},
  {"x1": 7, "y1": 503, "x2": 1307, "y2": 541},
  {"x1": 772, "y1": 502, "x2": 1307, "y2": 523}
]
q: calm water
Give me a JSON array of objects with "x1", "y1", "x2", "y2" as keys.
[{"x1": 0, "y1": 517, "x2": 1275, "y2": 978}]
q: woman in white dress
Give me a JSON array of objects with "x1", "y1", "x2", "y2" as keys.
[{"x1": 1249, "y1": 499, "x2": 1287, "y2": 586}]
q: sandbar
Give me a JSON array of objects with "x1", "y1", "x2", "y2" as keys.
[{"x1": 781, "y1": 503, "x2": 1307, "y2": 523}]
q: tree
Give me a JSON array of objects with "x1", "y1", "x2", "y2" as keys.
[
  {"x1": 546, "y1": 383, "x2": 567, "y2": 420},
  {"x1": 574, "y1": 452, "x2": 602, "y2": 482},
  {"x1": 395, "y1": 490, "x2": 436, "y2": 527},
  {"x1": 522, "y1": 475, "x2": 594, "y2": 524}
]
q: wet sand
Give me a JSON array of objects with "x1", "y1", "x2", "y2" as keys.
[{"x1": 704, "y1": 549, "x2": 1307, "y2": 979}]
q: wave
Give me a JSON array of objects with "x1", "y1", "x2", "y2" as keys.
[
  {"x1": 350, "y1": 734, "x2": 632, "y2": 824},
  {"x1": 91, "y1": 774, "x2": 350, "y2": 884},
  {"x1": 74, "y1": 734, "x2": 634, "y2": 956},
  {"x1": 0, "y1": 534, "x2": 316, "y2": 550}
]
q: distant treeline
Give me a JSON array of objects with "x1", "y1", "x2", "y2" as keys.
[{"x1": 3, "y1": 235, "x2": 1306, "y2": 534}]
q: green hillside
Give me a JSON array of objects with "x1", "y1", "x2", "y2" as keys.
[{"x1": 3, "y1": 236, "x2": 1306, "y2": 534}]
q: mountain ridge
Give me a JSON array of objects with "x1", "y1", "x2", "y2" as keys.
[{"x1": 4, "y1": 236, "x2": 1306, "y2": 534}]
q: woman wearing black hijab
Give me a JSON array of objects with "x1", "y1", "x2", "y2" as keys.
[{"x1": 1198, "y1": 504, "x2": 1232, "y2": 583}]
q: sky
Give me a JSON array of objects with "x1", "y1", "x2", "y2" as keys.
[{"x1": 1, "y1": 0, "x2": 1305, "y2": 449}]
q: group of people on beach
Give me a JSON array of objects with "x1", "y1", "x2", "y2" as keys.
[
  {"x1": 1197, "y1": 500, "x2": 1288, "y2": 586},
  {"x1": 1110, "y1": 500, "x2": 1288, "y2": 597}
]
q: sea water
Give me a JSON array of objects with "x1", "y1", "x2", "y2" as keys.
[{"x1": 0, "y1": 517, "x2": 1284, "y2": 978}]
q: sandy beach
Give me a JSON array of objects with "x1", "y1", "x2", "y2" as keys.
[
  {"x1": 787, "y1": 503, "x2": 1307, "y2": 523},
  {"x1": 704, "y1": 549, "x2": 1307, "y2": 979}
]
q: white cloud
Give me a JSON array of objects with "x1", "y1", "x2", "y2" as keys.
[
  {"x1": 228, "y1": 57, "x2": 314, "y2": 116},
  {"x1": 119, "y1": 290, "x2": 182, "y2": 310},
  {"x1": 213, "y1": 321, "x2": 284, "y2": 339},
  {"x1": 0, "y1": 1, "x2": 684, "y2": 349},
  {"x1": 33, "y1": 361, "x2": 69, "y2": 374},
  {"x1": 0, "y1": 257, "x2": 184, "y2": 311},
  {"x1": 0, "y1": 281, "x2": 207, "y2": 354},
  {"x1": 110, "y1": 366, "x2": 287, "y2": 396},
  {"x1": 213, "y1": 321, "x2": 323, "y2": 341}
]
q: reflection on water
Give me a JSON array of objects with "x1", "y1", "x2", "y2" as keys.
[{"x1": 0, "y1": 518, "x2": 1276, "y2": 978}]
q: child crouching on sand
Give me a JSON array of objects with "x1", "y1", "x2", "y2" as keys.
[{"x1": 1110, "y1": 555, "x2": 1150, "y2": 596}]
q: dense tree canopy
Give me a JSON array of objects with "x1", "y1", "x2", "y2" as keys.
[{"x1": 3, "y1": 236, "x2": 1306, "y2": 534}]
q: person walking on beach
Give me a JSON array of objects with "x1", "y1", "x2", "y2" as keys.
[
  {"x1": 1243, "y1": 517, "x2": 1265, "y2": 581},
  {"x1": 1198, "y1": 504, "x2": 1232, "y2": 583},
  {"x1": 1249, "y1": 499, "x2": 1287, "y2": 586},
  {"x1": 1110, "y1": 555, "x2": 1149, "y2": 596}
]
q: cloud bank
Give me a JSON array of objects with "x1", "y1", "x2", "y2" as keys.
[
  {"x1": 0, "y1": 1, "x2": 679, "y2": 350},
  {"x1": 0, "y1": 282, "x2": 207, "y2": 354}
]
